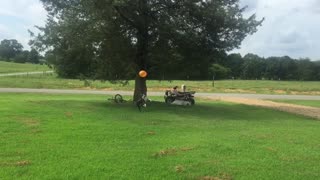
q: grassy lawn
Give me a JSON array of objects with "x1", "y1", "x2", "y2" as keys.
[
  {"x1": 0, "y1": 61, "x2": 50, "y2": 74},
  {"x1": 271, "y1": 100, "x2": 320, "y2": 108},
  {"x1": 1, "y1": 93, "x2": 320, "y2": 179},
  {"x1": 0, "y1": 74, "x2": 319, "y2": 95}
]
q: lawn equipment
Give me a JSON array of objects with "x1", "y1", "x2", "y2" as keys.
[{"x1": 164, "y1": 90, "x2": 195, "y2": 106}]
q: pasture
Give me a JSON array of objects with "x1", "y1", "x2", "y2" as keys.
[
  {"x1": 0, "y1": 93, "x2": 320, "y2": 179},
  {"x1": 0, "y1": 74, "x2": 319, "y2": 95},
  {"x1": 1, "y1": 62, "x2": 319, "y2": 95},
  {"x1": 0, "y1": 61, "x2": 50, "y2": 74}
]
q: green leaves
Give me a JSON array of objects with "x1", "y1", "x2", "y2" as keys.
[
  {"x1": 32, "y1": 0, "x2": 263, "y2": 80},
  {"x1": 0, "y1": 39, "x2": 24, "y2": 61}
]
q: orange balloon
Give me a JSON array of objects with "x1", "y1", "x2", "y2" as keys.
[{"x1": 139, "y1": 70, "x2": 147, "y2": 78}]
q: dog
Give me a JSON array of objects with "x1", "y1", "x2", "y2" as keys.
[{"x1": 136, "y1": 94, "x2": 149, "y2": 112}]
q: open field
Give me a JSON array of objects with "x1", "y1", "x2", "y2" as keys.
[
  {"x1": 270, "y1": 100, "x2": 320, "y2": 108},
  {"x1": 1, "y1": 93, "x2": 320, "y2": 179},
  {"x1": 0, "y1": 74, "x2": 319, "y2": 95},
  {"x1": 0, "y1": 61, "x2": 50, "y2": 74}
]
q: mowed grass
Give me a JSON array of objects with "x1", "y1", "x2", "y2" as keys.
[
  {"x1": 0, "y1": 61, "x2": 50, "y2": 74},
  {"x1": 0, "y1": 74, "x2": 319, "y2": 95},
  {"x1": 271, "y1": 100, "x2": 320, "y2": 108},
  {"x1": 1, "y1": 93, "x2": 320, "y2": 179}
]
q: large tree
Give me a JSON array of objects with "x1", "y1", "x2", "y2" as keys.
[
  {"x1": 31, "y1": 0, "x2": 263, "y2": 100},
  {"x1": 0, "y1": 39, "x2": 23, "y2": 61}
]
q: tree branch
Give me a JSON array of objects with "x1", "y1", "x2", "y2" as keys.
[{"x1": 113, "y1": 6, "x2": 139, "y2": 30}]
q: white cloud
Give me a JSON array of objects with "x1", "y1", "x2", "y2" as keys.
[
  {"x1": 233, "y1": 0, "x2": 320, "y2": 60},
  {"x1": 0, "y1": 0, "x2": 47, "y2": 49},
  {"x1": 0, "y1": 0, "x2": 319, "y2": 60}
]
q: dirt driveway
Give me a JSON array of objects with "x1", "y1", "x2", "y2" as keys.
[{"x1": 206, "y1": 97, "x2": 320, "y2": 120}]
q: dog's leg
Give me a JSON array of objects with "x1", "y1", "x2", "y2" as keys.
[{"x1": 136, "y1": 100, "x2": 142, "y2": 112}]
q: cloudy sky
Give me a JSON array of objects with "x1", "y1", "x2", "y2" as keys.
[{"x1": 0, "y1": 0, "x2": 319, "y2": 60}]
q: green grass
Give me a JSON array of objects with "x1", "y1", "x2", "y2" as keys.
[
  {"x1": 0, "y1": 74, "x2": 319, "y2": 95},
  {"x1": 0, "y1": 61, "x2": 50, "y2": 74},
  {"x1": 271, "y1": 100, "x2": 320, "y2": 108},
  {"x1": 1, "y1": 93, "x2": 320, "y2": 179},
  {"x1": 0, "y1": 61, "x2": 319, "y2": 95}
]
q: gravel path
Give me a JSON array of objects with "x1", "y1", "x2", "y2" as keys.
[
  {"x1": 0, "y1": 71, "x2": 54, "y2": 77},
  {"x1": 0, "y1": 88, "x2": 320, "y2": 100}
]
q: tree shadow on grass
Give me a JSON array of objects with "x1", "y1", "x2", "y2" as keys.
[
  {"x1": 143, "y1": 101, "x2": 275, "y2": 121},
  {"x1": 30, "y1": 99, "x2": 303, "y2": 123}
]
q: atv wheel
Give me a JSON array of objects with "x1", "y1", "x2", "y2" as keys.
[
  {"x1": 189, "y1": 99, "x2": 195, "y2": 105},
  {"x1": 165, "y1": 97, "x2": 175, "y2": 104}
]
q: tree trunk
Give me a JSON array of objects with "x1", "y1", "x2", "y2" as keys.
[
  {"x1": 133, "y1": 32, "x2": 148, "y2": 101},
  {"x1": 134, "y1": 75, "x2": 147, "y2": 101},
  {"x1": 133, "y1": 0, "x2": 149, "y2": 101}
]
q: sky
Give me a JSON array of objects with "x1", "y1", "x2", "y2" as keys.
[{"x1": 0, "y1": 0, "x2": 319, "y2": 60}]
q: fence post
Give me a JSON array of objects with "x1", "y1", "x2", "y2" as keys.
[{"x1": 212, "y1": 75, "x2": 215, "y2": 87}]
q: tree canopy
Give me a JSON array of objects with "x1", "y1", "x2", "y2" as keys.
[
  {"x1": 0, "y1": 39, "x2": 23, "y2": 61},
  {"x1": 220, "y1": 53, "x2": 320, "y2": 81},
  {"x1": 31, "y1": 0, "x2": 263, "y2": 100},
  {"x1": 0, "y1": 39, "x2": 42, "y2": 64}
]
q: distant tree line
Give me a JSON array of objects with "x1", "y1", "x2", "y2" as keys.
[
  {"x1": 147, "y1": 52, "x2": 320, "y2": 81},
  {"x1": 216, "y1": 53, "x2": 320, "y2": 81},
  {"x1": 43, "y1": 49, "x2": 320, "y2": 81},
  {"x1": 0, "y1": 39, "x2": 42, "y2": 64},
  {"x1": 3, "y1": 38, "x2": 318, "y2": 81}
]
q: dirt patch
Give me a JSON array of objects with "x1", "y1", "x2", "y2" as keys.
[
  {"x1": 265, "y1": 147, "x2": 278, "y2": 153},
  {"x1": 0, "y1": 160, "x2": 31, "y2": 167},
  {"x1": 287, "y1": 91, "x2": 320, "y2": 95},
  {"x1": 153, "y1": 147, "x2": 196, "y2": 158},
  {"x1": 15, "y1": 160, "x2": 31, "y2": 166},
  {"x1": 198, "y1": 173, "x2": 232, "y2": 180},
  {"x1": 224, "y1": 89, "x2": 256, "y2": 94},
  {"x1": 199, "y1": 176, "x2": 222, "y2": 180},
  {"x1": 14, "y1": 117, "x2": 40, "y2": 127},
  {"x1": 273, "y1": 90, "x2": 287, "y2": 94},
  {"x1": 206, "y1": 97, "x2": 320, "y2": 119},
  {"x1": 180, "y1": 147, "x2": 195, "y2": 151},
  {"x1": 65, "y1": 112, "x2": 73, "y2": 118},
  {"x1": 147, "y1": 131, "x2": 156, "y2": 135},
  {"x1": 153, "y1": 148, "x2": 177, "y2": 158},
  {"x1": 102, "y1": 88, "x2": 116, "y2": 91},
  {"x1": 175, "y1": 165, "x2": 185, "y2": 173}
]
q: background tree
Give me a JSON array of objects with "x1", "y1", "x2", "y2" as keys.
[
  {"x1": 0, "y1": 39, "x2": 23, "y2": 61},
  {"x1": 31, "y1": 0, "x2": 263, "y2": 100},
  {"x1": 27, "y1": 49, "x2": 40, "y2": 64},
  {"x1": 296, "y1": 58, "x2": 315, "y2": 81},
  {"x1": 220, "y1": 54, "x2": 319, "y2": 81},
  {"x1": 241, "y1": 53, "x2": 265, "y2": 79},
  {"x1": 225, "y1": 53, "x2": 243, "y2": 79},
  {"x1": 313, "y1": 61, "x2": 320, "y2": 80},
  {"x1": 14, "y1": 50, "x2": 30, "y2": 63},
  {"x1": 209, "y1": 63, "x2": 231, "y2": 80}
]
